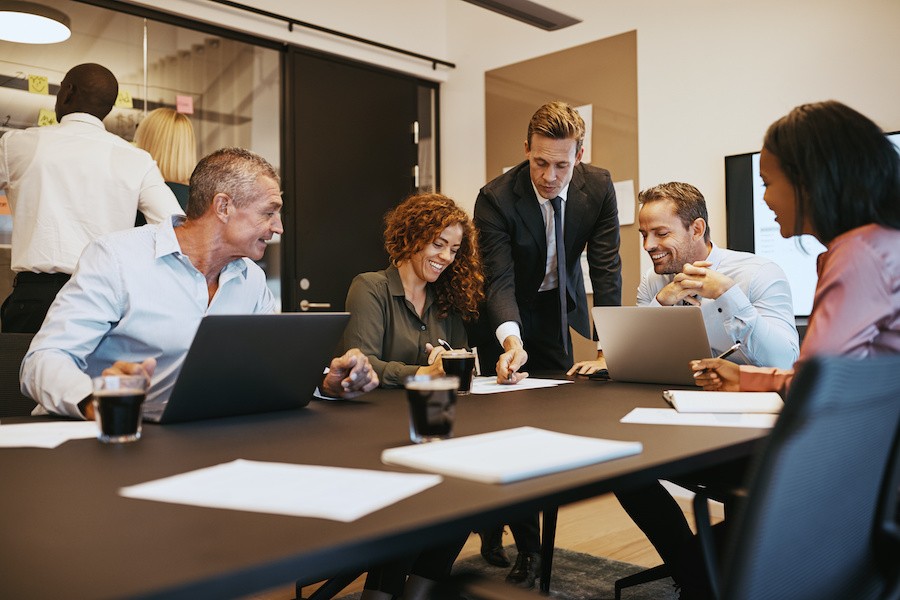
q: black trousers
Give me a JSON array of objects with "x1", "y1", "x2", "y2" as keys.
[
  {"x1": 615, "y1": 457, "x2": 749, "y2": 599},
  {"x1": 363, "y1": 534, "x2": 468, "y2": 596},
  {"x1": 478, "y1": 290, "x2": 574, "y2": 559},
  {"x1": 1, "y1": 272, "x2": 70, "y2": 333}
]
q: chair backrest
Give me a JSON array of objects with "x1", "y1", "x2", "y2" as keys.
[
  {"x1": 722, "y1": 354, "x2": 900, "y2": 600},
  {"x1": 0, "y1": 333, "x2": 36, "y2": 418}
]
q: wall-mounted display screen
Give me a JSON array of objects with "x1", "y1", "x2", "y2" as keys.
[{"x1": 725, "y1": 131, "x2": 900, "y2": 317}]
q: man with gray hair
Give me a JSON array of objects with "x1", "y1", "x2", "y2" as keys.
[{"x1": 22, "y1": 148, "x2": 377, "y2": 420}]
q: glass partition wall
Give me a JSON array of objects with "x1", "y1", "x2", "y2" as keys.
[{"x1": 0, "y1": 0, "x2": 282, "y2": 304}]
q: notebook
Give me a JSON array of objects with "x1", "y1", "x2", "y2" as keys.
[
  {"x1": 381, "y1": 427, "x2": 643, "y2": 484},
  {"x1": 663, "y1": 390, "x2": 784, "y2": 414},
  {"x1": 155, "y1": 313, "x2": 350, "y2": 424},
  {"x1": 592, "y1": 306, "x2": 712, "y2": 386}
]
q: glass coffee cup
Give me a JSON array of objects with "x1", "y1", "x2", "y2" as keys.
[
  {"x1": 92, "y1": 375, "x2": 148, "y2": 443},
  {"x1": 403, "y1": 374, "x2": 458, "y2": 443}
]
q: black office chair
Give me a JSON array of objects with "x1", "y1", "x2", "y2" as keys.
[
  {"x1": 0, "y1": 333, "x2": 36, "y2": 418},
  {"x1": 693, "y1": 355, "x2": 900, "y2": 600}
]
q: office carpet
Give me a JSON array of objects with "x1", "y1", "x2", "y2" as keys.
[{"x1": 336, "y1": 546, "x2": 678, "y2": 599}]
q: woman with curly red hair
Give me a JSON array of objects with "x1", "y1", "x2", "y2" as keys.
[
  {"x1": 339, "y1": 193, "x2": 484, "y2": 600},
  {"x1": 340, "y1": 192, "x2": 485, "y2": 387}
]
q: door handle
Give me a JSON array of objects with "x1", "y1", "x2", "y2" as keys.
[{"x1": 299, "y1": 300, "x2": 332, "y2": 311}]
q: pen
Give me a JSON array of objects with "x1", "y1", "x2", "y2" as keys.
[
  {"x1": 716, "y1": 342, "x2": 742, "y2": 361},
  {"x1": 437, "y1": 338, "x2": 453, "y2": 352},
  {"x1": 693, "y1": 341, "x2": 742, "y2": 377}
]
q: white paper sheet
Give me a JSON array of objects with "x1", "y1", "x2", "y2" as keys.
[
  {"x1": 663, "y1": 390, "x2": 783, "y2": 414},
  {"x1": 620, "y1": 407, "x2": 777, "y2": 429},
  {"x1": 382, "y1": 426, "x2": 642, "y2": 484},
  {"x1": 0, "y1": 421, "x2": 99, "y2": 448},
  {"x1": 614, "y1": 179, "x2": 636, "y2": 226},
  {"x1": 469, "y1": 376, "x2": 572, "y2": 395},
  {"x1": 119, "y1": 459, "x2": 442, "y2": 522}
]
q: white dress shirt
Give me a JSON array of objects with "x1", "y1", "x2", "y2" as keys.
[
  {"x1": 637, "y1": 243, "x2": 799, "y2": 368},
  {"x1": 0, "y1": 113, "x2": 183, "y2": 274},
  {"x1": 21, "y1": 216, "x2": 276, "y2": 420}
]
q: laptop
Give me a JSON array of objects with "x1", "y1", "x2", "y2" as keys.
[
  {"x1": 155, "y1": 313, "x2": 350, "y2": 424},
  {"x1": 591, "y1": 306, "x2": 712, "y2": 386}
]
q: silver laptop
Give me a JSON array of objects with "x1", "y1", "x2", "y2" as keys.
[
  {"x1": 156, "y1": 313, "x2": 350, "y2": 424},
  {"x1": 592, "y1": 306, "x2": 712, "y2": 386}
]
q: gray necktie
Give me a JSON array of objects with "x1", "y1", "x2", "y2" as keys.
[{"x1": 551, "y1": 196, "x2": 569, "y2": 353}]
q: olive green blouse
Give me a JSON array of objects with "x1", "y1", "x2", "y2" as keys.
[{"x1": 340, "y1": 266, "x2": 468, "y2": 388}]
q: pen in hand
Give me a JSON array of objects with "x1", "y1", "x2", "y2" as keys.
[
  {"x1": 437, "y1": 338, "x2": 454, "y2": 352},
  {"x1": 693, "y1": 341, "x2": 742, "y2": 378}
]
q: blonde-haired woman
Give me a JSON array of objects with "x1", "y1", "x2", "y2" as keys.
[{"x1": 134, "y1": 108, "x2": 197, "y2": 222}]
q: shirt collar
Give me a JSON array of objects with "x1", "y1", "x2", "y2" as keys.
[
  {"x1": 59, "y1": 113, "x2": 105, "y2": 129},
  {"x1": 154, "y1": 215, "x2": 249, "y2": 279},
  {"x1": 386, "y1": 264, "x2": 406, "y2": 297},
  {"x1": 704, "y1": 242, "x2": 724, "y2": 270},
  {"x1": 531, "y1": 182, "x2": 570, "y2": 205},
  {"x1": 385, "y1": 264, "x2": 434, "y2": 310}
]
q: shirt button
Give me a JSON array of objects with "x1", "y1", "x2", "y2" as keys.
[
  {"x1": 718, "y1": 308, "x2": 723, "y2": 313},
  {"x1": 420, "y1": 325, "x2": 426, "y2": 331}
]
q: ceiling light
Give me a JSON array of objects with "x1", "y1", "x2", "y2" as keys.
[{"x1": 0, "y1": 1, "x2": 71, "y2": 44}]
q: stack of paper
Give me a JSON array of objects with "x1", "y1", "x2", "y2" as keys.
[
  {"x1": 382, "y1": 426, "x2": 642, "y2": 484},
  {"x1": 663, "y1": 390, "x2": 783, "y2": 414}
]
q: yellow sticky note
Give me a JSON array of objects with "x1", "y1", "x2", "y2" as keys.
[
  {"x1": 38, "y1": 108, "x2": 58, "y2": 126},
  {"x1": 115, "y1": 89, "x2": 133, "y2": 109},
  {"x1": 28, "y1": 75, "x2": 49, "y2": 95}
]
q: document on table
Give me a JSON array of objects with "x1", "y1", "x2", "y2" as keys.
[
  {"x1": 469, "y1": 376, "x2": 572, "y2": 394},
  {"x1": 0, "y1": 421, "x2": 99, "y2": 448},
  {"x1": 382, "y1": 426, "x2": 642, "y2": 484},
  {"x1": 119, "y1": 459, "x2": 442, "y2": 522},
  {"x1": 663, "y1": 390, "x2": 783, "y2": 413},
  {"x1": 621, "y1": 407, "x2": 778, "y2": 429}
]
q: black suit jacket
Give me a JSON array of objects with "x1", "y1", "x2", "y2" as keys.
[{"x1": 473, "y1": 160, "x2": 622, "y2": 352}]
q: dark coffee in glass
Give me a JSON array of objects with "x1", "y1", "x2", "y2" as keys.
[
  {"x1": 92, "y1": 375, "x2": 147, "y2": 443},
  {"x1": 441, "y1": 351, "x2": 476, "y2": 394},
  {"x1": 404, "y1": 375, "x2": 459, "y2": 443}
]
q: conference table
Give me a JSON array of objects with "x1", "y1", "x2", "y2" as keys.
[{"x1": 0, "y1": 376, "x2": 769, "y2": 599}]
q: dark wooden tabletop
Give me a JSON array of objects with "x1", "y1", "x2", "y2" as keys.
[{"x1": 0, "y1": 376, "x2": 767, "y2": 599}]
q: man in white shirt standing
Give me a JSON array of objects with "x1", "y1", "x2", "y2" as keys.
[{"x1": 0, "y1": 63, "x2": 183, "y2": 332}]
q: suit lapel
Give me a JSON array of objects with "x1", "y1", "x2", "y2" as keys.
[
  {"x1": 563, "y1": 165, "x2": 588, "y2": 258},
  {"x1": 513, "y1": 166, "x2": 547, "y2": 253}
]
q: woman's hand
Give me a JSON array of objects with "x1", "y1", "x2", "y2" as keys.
[
  {"x1": 690, "y1": 358, "x2": 740, "y2": 391},
  {"x1": 416, "y1": 343, "x2": 446, "y2": 377}
]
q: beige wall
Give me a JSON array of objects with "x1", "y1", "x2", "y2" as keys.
[
  {"x1": 143, "y1": 0, "x2": 900, "y2": 298},
  {"x1": 484, "y1": 30, "x2": 639, "y2": 306}
]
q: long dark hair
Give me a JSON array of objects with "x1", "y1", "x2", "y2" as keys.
[{"x1": 763, "y1": 100, "x2": 900, "y2": 244}]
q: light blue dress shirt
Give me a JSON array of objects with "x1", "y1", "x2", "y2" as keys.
[
  {"x1": 637, "y1": 244, "x2": 799, "y2": 368},
  {"x1": 21, "y1": 216, "x2": 276, "y2": 420}
]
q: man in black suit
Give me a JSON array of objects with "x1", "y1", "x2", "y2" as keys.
[{"x1": 472, "y1": 101, "x2": 622, "y2": 587}]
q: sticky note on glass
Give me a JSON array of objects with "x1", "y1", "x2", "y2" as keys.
[
  {"x1": 28, "y1": 75, "x2": 49, "y2": 95},
  {"x1": 38, "y1": 109, "x2": 58, "y2": 127},
  {"x1": 115, "y1": 89, "x2": 133, "y2": 109},
  {"x1": 176, "y1": 95, "x2": 194, "y2": 114}
]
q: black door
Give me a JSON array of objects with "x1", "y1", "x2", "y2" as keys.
[{"x1": 283, "y1": 48, "x2": 430, "y2": 313}]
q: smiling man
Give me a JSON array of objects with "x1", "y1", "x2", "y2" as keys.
[
  {"x1": 636, "y1": 181, "x2": 799, "y2": 367},
  {"x1": 22, "y1": 148, "x2": 377, "y2": 420},
  {"x1": 615, "y1": 181, "x2": 801, "y2": 600}
]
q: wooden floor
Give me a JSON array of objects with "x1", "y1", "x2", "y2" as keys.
[{"x1": 244, "y1": 492, "x2": 721, "y2": 599}]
